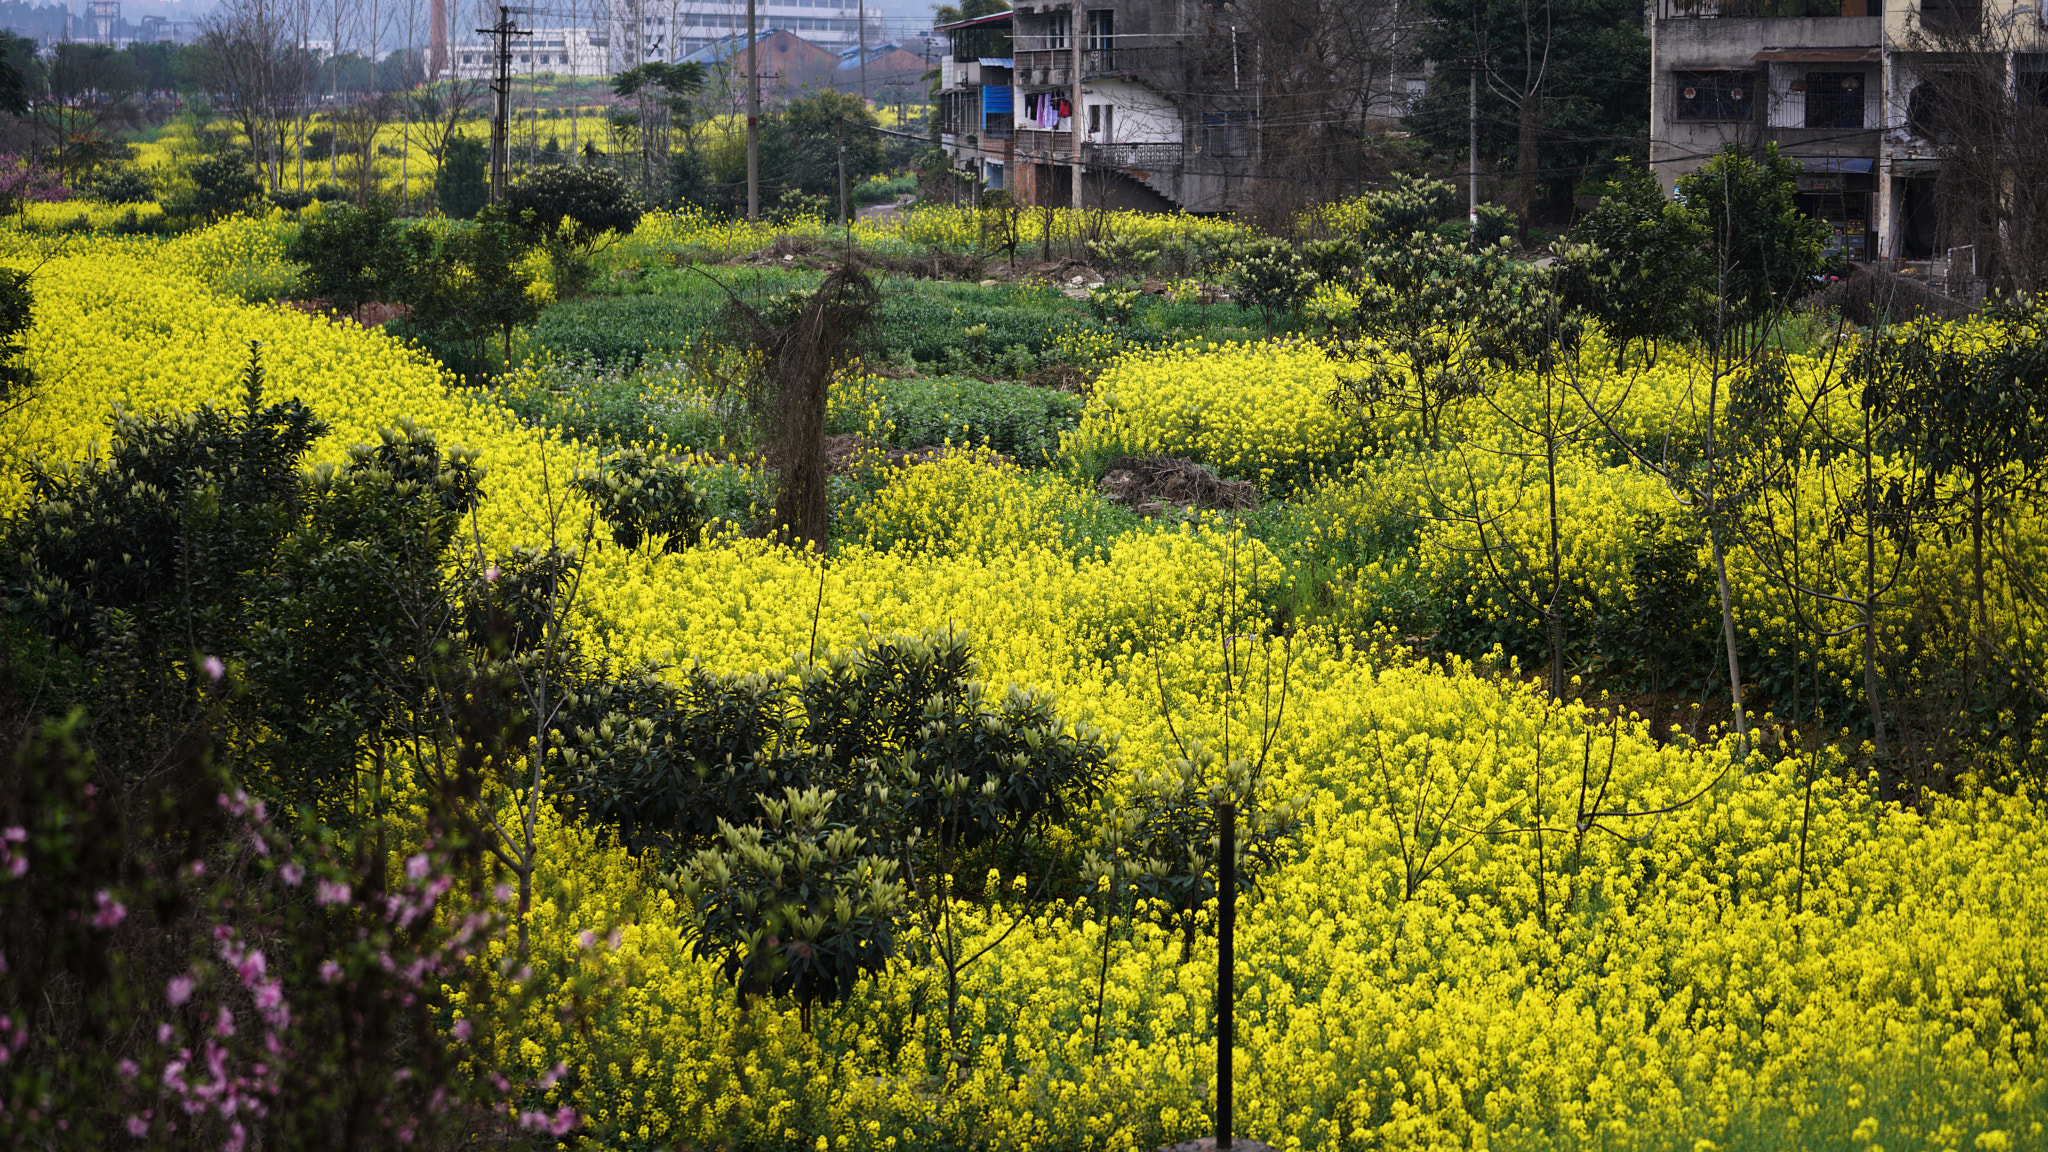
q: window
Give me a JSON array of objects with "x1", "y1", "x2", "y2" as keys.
[
  {"x1": 1087, "y1": 9, "x2": 1113, "y2": 66},
  {"x1": 1672, "y1": 70, "x2": 1753, "y2": 120},
  {"x1": 1200, "y1": 111, "x2": 1250, "y2": 157},
  {"x1": 1804, "y1": 71, "x2": 1865, "y2": 128},
  {"x1": 1919, "y1": 0, "x2": 1981, "y2": 33},
  {"x1": 1088, "y1": 102, "x2": 1113, "y2": 137},
  {"x1": 1045, "y1": 11, "x2": 1070, "y2": 50}
]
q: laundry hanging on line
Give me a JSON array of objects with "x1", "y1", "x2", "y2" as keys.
[{"x1": 1022, "y1": 92, "x2": 1072, "y2": 129}]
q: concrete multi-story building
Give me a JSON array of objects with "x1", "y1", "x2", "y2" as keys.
[
  {"x1": 1648, "y1": 0, "x2": 2048, "y2": 264},
  {"x1": 935, "y1": 1, "x2": 1424, "y2": 213},
  {"x1": 445, "y1": 27, "x2": 613, "y2": 79}
]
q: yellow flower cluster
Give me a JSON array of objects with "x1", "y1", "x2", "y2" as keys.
[
  {"x1": 8, "y1": 233, "x2": 2047, "y2": 1152},
  {"x1": 14, "y1": 200, "x2": 167, "y2": 233},
  {"x1": 1066, "y1": 340, "x2": 1365, "y2": 492}
]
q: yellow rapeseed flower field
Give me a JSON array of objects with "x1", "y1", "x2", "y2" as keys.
[{"x1": 5, "y1": 222, "x2": 2045, "y2": 1151}]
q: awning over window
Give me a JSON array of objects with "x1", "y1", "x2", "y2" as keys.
[
  {"x1": 1753, "y1": 47, "x2": 1881, "y2": 62},
  {"x1": 978, "y1": 57, "x2": 1013, "y2": 68},
  {"x1": 982, "y1": 85, "x2": 1013, "y2": 115},
  {"x1": 1798, "y1": 156, "x2": 1874, "y2": 173}
]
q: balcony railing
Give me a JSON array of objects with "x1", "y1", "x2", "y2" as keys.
[
  {"x1": 1085, "y1": 141, "x2": 1186, "y2": 171},
  {"x1": 1658, "y1": 0, "x2": 1869, "y2": 16}
]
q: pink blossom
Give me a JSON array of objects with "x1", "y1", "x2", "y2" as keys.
[
  {"x1": 577, "y1": 930, "x2": 596, "y2": 950},
  {"x1": 202, "y1": 656, "x2": 225, "y2": 682},
  {"x1": 125, "y1": 1116, "x2": 148, "y2": 1138},
  {"x1": 318, "y1": 960, "x2": 342, "y2": 985},
  {"x1": 214, "y1": 1005, "x2": 235, "y2": 1037},
  {"x1": 156, "y1": 1023, "x2": 174, "y2": 1044},
  {"x1": 279, "y1": 862, "x2": 303, "y2": 886},
  {"x1": 166, "y1": 975, "x2": 195, "y2": 1007},
  {"x1": 315, "y1": 879, "x2": 350, "y2": 906},
  {"x1": 92, "y1": 890, "x2": 126, "y2": 928},
  {"x1": 7, "y1": 856, "x2": 24, "y2": 879},
  {"x1": 188, "y1": 860, "x2": 205, "y2": 878},
  {"x1": 405, "y1": 853, "x2": 430, "y2": 881},
  {"x1": 117, "y1": 1058, "x2": 140, "y2": 1079},
  {"x1": 451, "y1": 1017, "x2": 471, "y2": 1041},
  {"x1": 1, "y1": 826, "x2": 23, "y2": 842},
  {"x1": 483, "y1": 566, "x2": 501, "y2": 583}
]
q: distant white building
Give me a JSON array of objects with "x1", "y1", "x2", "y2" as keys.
[
  {"x1": 443, "y1": 26, "x2": 611, "y2": 79},
  {"x1": 603, "y1": 0, "x2": 885, "y2": 68}
]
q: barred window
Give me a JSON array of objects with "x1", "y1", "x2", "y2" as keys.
[
  {"x1": 1804, "y1": 71, "x2": 1865, "y2": 129},
  {"x1": 1672, "y1": 71, "x2": 1754, "y2": 121}
]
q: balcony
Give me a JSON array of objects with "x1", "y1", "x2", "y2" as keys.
[
  {"x1": 1658, "y1": 0, "x2": 1873, "y2": 15},
  {"x1": 1085, "y1": 141, "x2": 1186, "y2": 173}
]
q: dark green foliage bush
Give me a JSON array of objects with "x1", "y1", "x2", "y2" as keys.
[
  {"x1": 3, "y1": 352, "x2": 485, "y2": 819},
  {"x1": 871, "y1": 375, "x2": 1082, "y2": 464},
  {"x1": 504, "y1": 164, "x2": 642, "y2": 247},
  {"x1": 286, "y1": 202, "x2": 409, "y2": 317},
  {"x1": 1227, "y1": 237, "x2": 1315, "y2": 333},
  {"x1": 388, "y1": 208, "x2": 543, "y2": 382},
  {"x1": 175, "y1": 149, "x2": 261, "y2": 222},
  {"x1": 436, "y1": 133, "x2": 489, "y2": 220},
  {"x1": 86, "y1": 166, "x2": 152, "y2": 204},
  {"x1": 1355, "y1": 175, "x2": 1460, "y2": 240},
  {"x1": 536, "y1": 273, "x2": 1107, "y2": 370},
  {"x1": 557, "y1": 630, "x2": 1113, "y2": 859},
  {"x1": 0, "y1": 267, "x2": 32, "y2": 403},
  {"x1": 571, "y1": 446, "x2": 715, "y2": 553}
]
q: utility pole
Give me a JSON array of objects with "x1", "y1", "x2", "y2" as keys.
[
  {"x1": 1070, "y1": 0, "x2": 1082, "y2": 211},
  {"x1": 837, "y1": 116, "x2": 849, "y2": 234},
  {"x1": 858, "y1": 0, "x2": 867, "y2": 105},
  {"x1": 746, "y1": 0, "x2": 758, "y2": 220},
  {"x1": 479, "y1": 6, "x2": 530, "y2": 205},
  {"x1": 1468, "y1": 59, "x2": 1479, "y2": 230}
]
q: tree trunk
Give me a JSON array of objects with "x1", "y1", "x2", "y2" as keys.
[{"x1": 1515, "y1": 92, "x2": 1542, "y2": 240}]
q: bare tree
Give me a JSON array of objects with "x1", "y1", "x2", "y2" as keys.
[
  {"x1": 335, "y1": 91, "x2": 401, "y2": 205},
  {"x1": 1897, "y1": 6, "x2": 2048, "y2": 295},
  {"x1": 199, "y1": 0, "x2": 312, "y2": 191}
]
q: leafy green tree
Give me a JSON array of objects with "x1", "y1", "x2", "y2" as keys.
[
  {"x1": 1560, "y1": 161, "x2": 1710, "y2": 365},
  {"x1": 1408, "y1": 0, "x2": 1649, "y2": 225},
  {"x1": 393, "y1": 207, "x2": 542, "y2": 381},
  {"x1": 3, "y1": 350, "x2": 485, "y2": 822},
  {"x1": 434, "y1": 132, "x2": 488, "y2": 220},
  {"x1": 1862, "y1": 298, "x2": 2048, "y2": 724},
  {"x1": 1675, "y1": 143, "x2": 1830, "y2": 345},
  {"x1": 666, "y1": 146, "x2": 709, "y2": 210},
  {"x1": 177, "y1": 148, "x2": 262, "y2": 222},
  {"x1": 503, "y1": 164, "x2": 641, "y2": 296},
  {"x1": 286, "y1": 201, "x2": 411, "y2": 320},
  {"x1": 502, "y1": 163, "x2": 642, "y2": 249},
  {"x1": 1326, "y1": 234, "x2": 1561, "y2": 449},
  {"x1": 781, "y1": 90, "x2": 884, "y2": 198}
]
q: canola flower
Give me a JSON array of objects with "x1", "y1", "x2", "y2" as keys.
[{"x1": 3, "y1": 225, "x2": 2046, "y2": 1151}]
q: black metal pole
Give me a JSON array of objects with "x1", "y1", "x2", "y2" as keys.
[{"x1": 1217, "y1": 799, "x2": 1235, "y2": 1150}]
